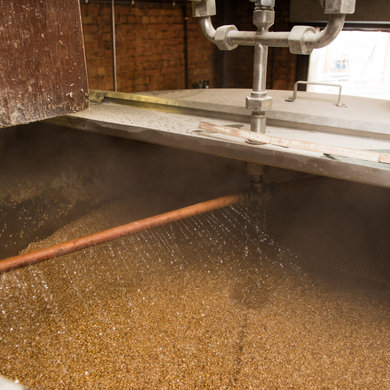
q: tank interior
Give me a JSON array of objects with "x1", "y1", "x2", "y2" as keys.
[
  {"x1": 0, "y1": 123, "x2": 389, "y2": 388},
  {"x1": 1, "y1": 0, "x2": 390, "y2": 388}
]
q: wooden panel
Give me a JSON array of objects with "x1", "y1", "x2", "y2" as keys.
[{"x1": 0, "y1": 0, "x2": 89, "y2": 128}]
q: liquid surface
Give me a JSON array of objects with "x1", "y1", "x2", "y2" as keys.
[{"x1": 1, "y1": 201, "x2": 390, "y2": 389}]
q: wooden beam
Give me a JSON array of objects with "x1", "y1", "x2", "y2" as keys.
[{"x1": 0, "y1": 0, "x2": 89, "y2": 128}]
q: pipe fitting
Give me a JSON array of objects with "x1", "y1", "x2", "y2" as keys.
[
  {"x1": 192, "y1": 0, "x2": 351, "y2": 136},
  {"x1": 191, "y1": 0, "x2": 216, "y2": 18},
  {"x1": 250, "y1": 0, "x2": 275, "y2": 9},
  {"x1": 247, "y1": 162, "x2": 266, "y2": 194},
  {"x1": 253, "y1": 9, "x2": 275, "y2": 31},
  {"x1": 199, "y1": 16, "x2": 217, "y2": 42},
  {"x1": 214, "y1": 25, "x2": 239, "y2": 51},
  {"x1": 303, "y1": 14, "x2": 345, "y2": 51},
  {"x1": 288, "y1": 25, "x2": 317, "y2": 55},
  {"x1": 319, "y1": 0, "x2": 356, "y2": 14},
  {"x1": 246, "y1": 92, "x2": 272, "y2": 112}
]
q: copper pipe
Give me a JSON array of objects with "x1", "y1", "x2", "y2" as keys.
[{"x1": 0, "y1": 194, "x2": 241, "y2": 273}]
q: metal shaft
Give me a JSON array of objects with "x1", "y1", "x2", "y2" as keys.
[
  {"x1": 251, "y1": 41, "x2": 268, "y2": 133},
  {"x1": 0, "y1": 194, "x2": 241, "y2": 273},
  {"x1": 253, "y1": 42, "x2": 268, "y2": 93}
]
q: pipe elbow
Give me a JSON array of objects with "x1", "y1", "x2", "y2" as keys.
[
  {"x1": 288, "y1": 14, "x2": 345, "y2": 55},
  {"x1": 199, "y1": 16, "x2": 217, "y2": 43},
  {"x1": 200, "y1": 19, "x2": 239, "y2": 51},
  {"x1": 304, "y1": 14, "x2": 345, "y2": 50}
]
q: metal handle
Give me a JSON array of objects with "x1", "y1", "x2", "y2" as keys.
[{"x1": 286, "y1": 81, "x2": 347, "y2": 107}]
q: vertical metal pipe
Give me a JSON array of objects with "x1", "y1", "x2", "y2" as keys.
[
  {"x1": 221, "y1": 0, "x2": 230, "y2": 88},
  {"x1": 251, "y1": 41, "x2": 268, "y2": 133},
  {"x1": 111, "y1": 0, "x2": 117, "y2": 91},
  {"x1": 250, "y1": 112, "x2": 266, "y2": 134},
  {"x1": 252, "y1": 41, "x2": 268, "y2": 93}
]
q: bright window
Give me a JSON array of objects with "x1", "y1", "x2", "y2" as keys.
[{"x1": 308, "y1": 31, "x2": 390, "y2": 100}]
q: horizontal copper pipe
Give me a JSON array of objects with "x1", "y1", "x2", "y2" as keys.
[{"x1": 0, "y1": 193, "x2": 241, "y2": 273}]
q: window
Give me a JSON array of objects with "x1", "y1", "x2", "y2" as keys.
[{"x1": 308, "y1": 31, "x2": 390, "y2": 100}]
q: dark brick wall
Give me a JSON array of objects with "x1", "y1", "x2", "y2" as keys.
[
  {"x1": 82, "y1": 5, "x2": 113, "y2": 90},
  {"x1": 80, "y1": 0, "x2": 296, "y2": 93},
  {"x1": 81, "y1": 3, "x2": 217, "y2": 92},
  {"x1": 269, "y1": 0, "x2": 297, "y2": 90}
]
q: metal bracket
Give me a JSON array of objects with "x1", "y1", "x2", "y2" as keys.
[{"x1": 286, "y1": 81, "x2": 347, "y2": 107}]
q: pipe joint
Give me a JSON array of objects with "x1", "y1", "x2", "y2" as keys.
[
  {"x1": 288, "y1": 14, "x2": 345, "y2": 54},
  {"x1": 319, "y1": 0, "x2": 356, "y2": 14},
  {"x1": 303, "y1": 14, "x2": 345, "y2": 52},
  {"x1": 249, "y1": 0, "x2": 275, "y2": 10},
  {"x1": 191, "y1": 0, "x2": 216, "y2": 18},
  {"x1": 253, "y1": 9, "x2": 275, "y2": 31},
  {"x1": 246, "y1": 92, "x2": 272, "y2": 112},
  {"x1": 214, "y1": 25, "x2": 239, "y2": 51},
  {"x1": 288, "y1": 25, "x2": 317, "y2": 55},
  {"x1": 199, "y1": 16, "x2": 217, "y2": 43}
]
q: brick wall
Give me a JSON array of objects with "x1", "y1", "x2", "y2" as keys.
[
  {"x1": 81, "y1": 3, "x2": 217, "y2": 92},
  {"x1": 187, "y1": 10, "x2": 217, "y2": 88},
  {"x1": 269, "y1": 0, "x2": 297, "y2": 90},
  {"x1": 82, "y1": 5, "x2": 113, "y2": 91}
]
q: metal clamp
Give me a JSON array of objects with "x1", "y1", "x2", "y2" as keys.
[{"x1": 286, "y1": 81, "x2": 347, "y2": 107}]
